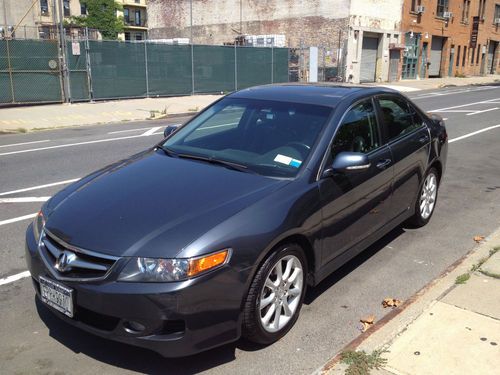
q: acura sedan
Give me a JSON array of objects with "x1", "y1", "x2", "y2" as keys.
[{"x1": 26, "y1": 84, "x2": 447, "y2": 357}]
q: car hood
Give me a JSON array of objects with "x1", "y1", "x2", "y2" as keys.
[{"x1": 45, "y1": 150, "x2": 288, "y2": 258}]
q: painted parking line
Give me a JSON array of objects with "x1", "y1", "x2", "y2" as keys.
[
  {"x1": 0, "y1": 197, "x2": 51, "y2": 203},
  {"x1": 0, "y1": 178, "x2": 79, "y2": 197},
  {"x1": 0, "y1": 132, "x2": 162, "y2": 157},
  {"x1": 411, "y1": 86, "x2": 499, "y2": 100},
  {"x1": 466, "y1": 107, "x2": 499, "y2": 116},
  {"x1": 0, "y1": 213, "x2": 37, "y2": 227},
  {"x1": 429, "y1": 97, "x2": 500, "y2": 112},
  {"x1": 141, "y1": 126, "x2": 162, "y2": 136},
  {"x1": 448, "y1": 124, "x2": 500, "y2": 143},
  {"x1": 108, "y1": 127, "x2": 152, "y2": 135},
  {"x1": 0, "y1": 271, "x2": 31, "y2": 286},
  {"x1": 0, "y1": 140, "x2": 50, "y2": 149}
]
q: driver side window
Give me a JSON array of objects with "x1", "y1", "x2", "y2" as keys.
[{"x1": 331, "y1": 99, "x2": 380, "y2": 158}]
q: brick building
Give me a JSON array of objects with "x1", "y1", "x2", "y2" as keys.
[
  {"x1": 401, "y1": 0, "x2": 500, "y2": 79},
  {"x1": 147, "y1": 0, "x2": 404, "y2": 84}
]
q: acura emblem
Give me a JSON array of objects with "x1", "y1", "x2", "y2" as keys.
[{"x1": 55, "y1": 251, "x2": 76, "y2": 273}]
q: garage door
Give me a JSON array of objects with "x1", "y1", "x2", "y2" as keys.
[
  {"x1": 360, "y1": 37, "x2": 378, "y2": 82},
  {"x1": 429, "y1": 36, "x2": 444, "y2": 77}
]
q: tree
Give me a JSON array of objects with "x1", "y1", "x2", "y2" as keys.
[{"x1": 70, "y1": 0, "x2": 124, "y2": 40}]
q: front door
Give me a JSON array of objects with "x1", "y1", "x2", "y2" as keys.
[
  {"x1": 360, "y1": 37, "x2": 378, "y2": 82},
  {"x1": 376, "y1": 95, "x2": 431, "y2": 219},
  {"x1": 319, "y1": 99, "x2": 393, "y2": 265},
  {"x1": 429, "y1": 36, "x2": 444, "y2": 77}
]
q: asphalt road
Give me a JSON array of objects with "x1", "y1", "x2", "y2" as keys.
[{"x1": 1, "y1": 85, "x2": 500, "y2": 374}]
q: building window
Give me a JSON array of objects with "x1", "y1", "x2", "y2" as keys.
[
  {"x1": 411, "y1": 0, "x2": 421, "y2": 12},
  {"x1": 135, "y1": 10, "x2": 141, "y2": 26},
  {"x1": 478, "y1": 0, "x2": 487, "y2": 20},
  {"x1": 462, "y1": 46, "x2": 467, "y2": 66},
  {"x1": 124, "y1": 32, "x2": 131, "y2": 41},
  {"x1": 40, "y1": 0, "x2": 49, "y2": 15},
  {"x1": 135, "y1": 0, "x2": 141, "y2": 3},
  {"x1": 477, "y1": 44, "x2": 481, "y2": 64},
  {"x1": 135, "y1": 33, "x2": 143, "y2": 41},
  {"x1": 495, "y1": 4, "x2": 500, "y2": 22},
  {"x1": 456, "y1": 45, "x2": 461, "y2": 66},
  {"x1": 471, "y1": 47, "x2": 475, "y2": 64},
  {"x1": 124, "y1": 8, "x2": 130, "y2": 23},
  {"x1": 436, "y1": 0, "x2": 449, "y2": 17},
  {"x1": 63, "y1": 0, "x2": 70, "y2": 17},
  {"x1": 462, "y1": 0, "x2": 470, "y2": 23},
  {"x1": 81, "y1": 2, "x2": 87, "y2": 15}
]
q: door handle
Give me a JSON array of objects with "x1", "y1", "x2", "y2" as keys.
[
  {"x1": 376, "y1": 159, "x2": 392, "y2": 170},
  {"x1": 418, "y1": 135, "x2": 430, "y2": 144}
]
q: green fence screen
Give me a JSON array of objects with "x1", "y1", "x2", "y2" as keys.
[
  {"x1": 1, "y1": 40, "x2": 289, "y2": 105},
  {"x1": 146, "y1": 44, "x2": 192, "y2": 96},
  {"x1": 89, "y1": 41, "x2": 147, "y2": 99},
  {"x1": 0, "y1": 39, "x2": 62, "y2": 104},
  {"x1": 66, "y1": 41, "x2": 90, "y2": 101}
]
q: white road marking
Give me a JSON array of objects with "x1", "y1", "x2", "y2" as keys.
[
  {"x1": 0, "y1": 197, "x2": 51, "y2": 203},
  {"x1": 429, "y1": 97, "x2": 500, "y2": 112},
  {"x1": 0, "y1": 213, "x2": 37, "y2": 227},
  {"x1": 108, "y1": 127, "x2": 152, "y2": 134},
  {"x1": 0, "y1": 132, "x2": 161, "y2": 157},
  {"x1": 0, "y1": 178, "x2": 79, "y2": 197},
  {"x1": 449, "y1": 124, "x2": 500, "y2": 143},
  {"x1": 0, "y1": 271, "x2": 31, "y2": 286},
  {"x1": 412, "y1": 86, "x2": 499, "y2": 100},
  {"x1": 466, "y1": 107, "x2": 498, "y2": 116},
  {"x1": 0, "y1": 140, "x2": 50, "y2": 149},
  {"x1": 141, "y1": 127, "x2": 162, "y2": 136}
]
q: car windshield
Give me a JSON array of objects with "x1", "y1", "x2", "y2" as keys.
[{"x1": 163, "y1": 98, "x2": 332, "y2": 178}]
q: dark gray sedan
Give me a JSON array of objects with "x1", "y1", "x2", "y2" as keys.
[{"x1": 26, "y1": 84, "x2": 447, "y2": 357}]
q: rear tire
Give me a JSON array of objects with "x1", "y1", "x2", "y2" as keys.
[
  {"x1": 242, "y1": 244, "x2": 307, "y2": 344},
  {"x1": 408, "y1": 167, "x2": 439, "y2": 227}
]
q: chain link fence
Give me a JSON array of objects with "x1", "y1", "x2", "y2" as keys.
[{"x1": 0, "y1": 30, "x2": 290, "y2": 106}]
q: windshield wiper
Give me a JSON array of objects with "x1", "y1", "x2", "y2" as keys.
[
  {"x1": 177, "y1": 153, "x2": 251, "y2": 173},
  {"x1": 156, "y1": 145, "x2": 178, "y2": 157}
]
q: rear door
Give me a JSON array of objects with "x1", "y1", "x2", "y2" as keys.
[
  {"x1": 319, "y1": 98, "x2": 393, "y2": 265},
  {"x1": 376, "y1": 95, "x2": 430, "y2": 219}
]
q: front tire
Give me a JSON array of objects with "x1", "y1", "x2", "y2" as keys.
[
  {"x1": 408, "y1": 167, "x2": 439, "y2": 227},
  {"x1": 242, "y1": 244, "x2": 307, "y2": 344}
]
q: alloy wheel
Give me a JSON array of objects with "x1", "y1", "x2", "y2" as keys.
[
  {"x1": 420, "y1": 173, "x2": 437, "y2": 220},
  {"x1": 259, "y1": 255, "x2": 303, "y2": 333}
]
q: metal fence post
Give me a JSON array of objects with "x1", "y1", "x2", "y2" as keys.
[
  {"x1": 144, "y1": 41, "x2": 149, "y2": 97},
  {"x1": 271, "y1": 45, "x2": 274, "y2": 83},
  {"x1": 234, "y1": 43, "x2": 238, "y2": 91},
  {"x1": 191, "y1": 43, "x2": 195, "y2": 94},
  {"x1": 84, "y1": 27, "x2": 94, "y2": 101},
  {"x1": 5, "y1": 39, "x2": 16, "y2": 103},
  {"x1": 57, "y1": 0, "x2": 71, "y2": 102}
]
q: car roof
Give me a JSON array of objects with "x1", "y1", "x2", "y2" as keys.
[{"x1": 229, "y1": 83, "x2": 400, "y2": 108}]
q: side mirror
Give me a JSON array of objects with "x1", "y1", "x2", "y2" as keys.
[
  {"x1": 322, "y1": 152, "x2": 371, "y2": 178},
  {"x1": 163, "y1": 123, "x2": 181, "y2": 138}
]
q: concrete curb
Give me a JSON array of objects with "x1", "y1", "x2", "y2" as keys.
[{"x1": 315, "y1": 227, "x2": 500, "y2": 374}]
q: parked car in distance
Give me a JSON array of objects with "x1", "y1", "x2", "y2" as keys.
[{"x1": 26, "y1": 84, "x2": 448, "y2": 357}]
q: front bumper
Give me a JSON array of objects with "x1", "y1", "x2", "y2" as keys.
[{"x1": 25, "y1": 224, "x2": 248, "y2": 357}]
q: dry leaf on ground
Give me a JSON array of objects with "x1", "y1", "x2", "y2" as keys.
[
  {"x1": 360, "y1": 315, "x2": 375, "y2": 332},
  {"x1": 473, "y1": 235, "x2": 485, "y2": 243},
  {"x1": 382, "y1": 297, "x2": 402, "y2": 308}
]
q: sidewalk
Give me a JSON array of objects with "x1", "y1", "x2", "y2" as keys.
[
  {"x1": 320, "y1": 228, "x2": 500, "y2": 375},
  {"x1": 377, "y1": 74, "x2": 500, "y2": 92},
  {"x1": 0, "y1": 94, "x2": 222, "y2": 134}
]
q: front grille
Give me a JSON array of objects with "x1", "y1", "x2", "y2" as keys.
[{"x1": 39, "y1": 230, "x2": 119, "y2": 281}]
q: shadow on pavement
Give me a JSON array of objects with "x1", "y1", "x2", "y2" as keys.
[
  {"x1": 35, "y1": 226, "x2": 406, "y2": 373},
  {"x1": 305, "y1": 226, "x2": 405, "y2": 305}
]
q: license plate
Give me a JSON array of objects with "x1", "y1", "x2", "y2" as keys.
[{"x1": 39, "y1": 276, "x2": 74, "y2": 318}]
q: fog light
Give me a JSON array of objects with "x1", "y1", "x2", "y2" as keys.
[{"x1": 123, "y1": 320, "x2": 146, "y2": 334}]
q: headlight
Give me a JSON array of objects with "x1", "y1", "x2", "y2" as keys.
[
  {"x1": 33, "y1": 210, "x2": 45, "y2": 243},
  {"x1": 117, "y1": 249, "x2": 231, "y2": 282}
]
